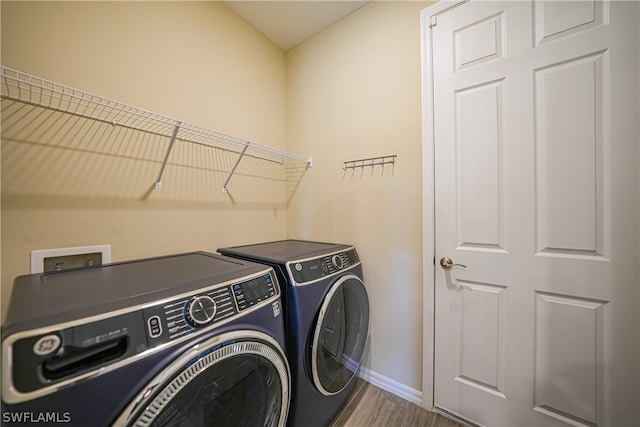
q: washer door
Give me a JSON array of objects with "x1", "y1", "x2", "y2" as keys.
[
  {"x1": 311, "y1": 274, "x2": 370, "y2": 396},
  {"x1": 115, "y1": 331, "x2": 289, "y2": 427}
]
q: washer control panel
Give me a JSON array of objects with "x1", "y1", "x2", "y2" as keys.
[
  {"x1": 6, "y1": 271, "x2": 279, "y2": 397},
  {"x1": 288, "y1": 248, "x2": 360, "y2": 285},
  {"x1": 144, "y1": 272, "x2": 277, "y2": 344}
]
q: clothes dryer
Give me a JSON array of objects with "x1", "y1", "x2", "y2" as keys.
[
  {"x1": 218, "y1": 240, "x2": 370, "y2": 427},
  {"x1": 2, "y1": 252, "x2": 290, "y2": 427}
]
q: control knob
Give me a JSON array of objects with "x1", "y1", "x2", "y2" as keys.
[
  {"x1": 187, "y1": 295, "x2": 217, "y2": 326},
  {"x1": 332, "y1": 254, "x2": 344, "y2": 270}
]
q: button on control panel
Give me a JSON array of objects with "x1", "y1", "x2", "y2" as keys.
[{"x1": 147, "y1": 316, "x2": 162, "y2": 338}]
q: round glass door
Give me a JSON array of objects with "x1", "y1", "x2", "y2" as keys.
[
  {"x1": 120, "y1": 332, "x2": 290, "y2": 427},
  {"x1": 311, "y1": 274, "x2": 370, "y2": 396}
]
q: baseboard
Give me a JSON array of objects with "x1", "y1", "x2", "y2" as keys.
[{"x1": 358, "y1": 366, "x2": 423, "y2": 406}]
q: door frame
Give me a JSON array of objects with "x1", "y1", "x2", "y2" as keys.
[{"x1": 420, "y1": 0, "x2": 469, "y2": 410}]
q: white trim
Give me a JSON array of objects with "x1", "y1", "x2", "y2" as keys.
[
  {"x1": 358, "y1": 366, "x2": 422, "y2": 406},
  {"x1": 420, "y1": 0, "x2": 470, "y2": 411},
  {"x1": 420, "y1": 4, "x2": 436, "y2": 412}
]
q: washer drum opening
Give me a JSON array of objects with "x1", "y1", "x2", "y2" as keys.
[{"x1": 115, "y1": 331, "x2": 290, "y2": 427}]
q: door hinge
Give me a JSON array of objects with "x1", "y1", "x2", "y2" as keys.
[{"x1": 430, "y1": 16, "x2": 438, "y2": 28}]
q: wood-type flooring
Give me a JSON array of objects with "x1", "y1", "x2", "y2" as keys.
[{"x1": 329, "y1": 379, "x2": 466, "y2": 427}]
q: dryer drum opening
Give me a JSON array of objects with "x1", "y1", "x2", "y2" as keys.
[
  {"x1": 319, "y1": 286, "x2": 346, "y2": 362},
  {"x1": 312, "y1": 275, "x2": 370, "y2": 396}
]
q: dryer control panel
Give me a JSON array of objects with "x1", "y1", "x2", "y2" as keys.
[{"x1": 287, "y1": 248, "x2": 360, "y2": 285}]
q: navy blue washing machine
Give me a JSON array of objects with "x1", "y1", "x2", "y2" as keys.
[
  {"x1": 1, "y1": 252, "x2": 290, "y2": 427},
  {"x1": 218, "y1": 240, "x2": 370, "y2": 427}
]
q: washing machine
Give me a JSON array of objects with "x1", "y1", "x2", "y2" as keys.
[
  {"x1": 218, "y1": 240, "x2": 370, "y2": 427},
  {"x1": 1, "y1": 251, "x2": 290, "y2": 427}
]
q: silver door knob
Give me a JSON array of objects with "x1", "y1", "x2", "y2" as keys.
[{"x1": 440, "y1": 257, "x2": 467, "y2": 269}]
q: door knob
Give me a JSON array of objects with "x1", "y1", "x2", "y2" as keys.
[{"x1": 440, "y1": 257, "x2": 466, "y2": 269}]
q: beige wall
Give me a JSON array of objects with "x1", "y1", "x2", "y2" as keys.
[
  {"x1": 1, "y1": 0, "x2": 433, "y2": 395},
  {"x1": 1, "y1": 1, "x2": 290, "y2": 319},
  {"x1": 286, "y1": 1, "x2": 432, "y2": 391}
]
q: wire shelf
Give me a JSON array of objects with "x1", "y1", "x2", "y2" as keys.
[{"x1": 1, "y1": 66, "x2": 312, "y2": 192}]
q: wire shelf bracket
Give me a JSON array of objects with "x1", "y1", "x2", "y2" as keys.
[
  {"x1": 222, "y1": 142, "x2": 250, "y2": 193},
  {"x1": 0, "y1": 66, "x2": 313, "y2": 193},
  {"x1": 155, "y1": 121, "x2": 182, "y2": 189}
]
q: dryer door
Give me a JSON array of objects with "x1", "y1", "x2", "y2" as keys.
[
  {"x1": 115, "y1": 331, "x2": 289, "y2": 427},
  {"x1": 311, "y1": 274, "x2": 370, "y2": 396}
]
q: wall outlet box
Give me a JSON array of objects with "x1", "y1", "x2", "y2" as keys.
[{"x1": 31, "y1": 245, "x2": 112, "y2": 274}]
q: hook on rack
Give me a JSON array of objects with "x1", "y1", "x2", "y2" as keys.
[{"x1": 343, "y1": 155, "x2": 397, "y2": 177}]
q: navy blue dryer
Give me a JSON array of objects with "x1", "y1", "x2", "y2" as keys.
[
  {"x1": 218, "y1": 240, "x2": 370, "y2": 427},
  {"x1": 1, "y1": 252, "x2": 290, "y2": 427}
]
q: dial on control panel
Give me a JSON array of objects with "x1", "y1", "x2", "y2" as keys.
[
  {"x1": 331, "y1": 255, "x2": 344, "y2": 269},
  {"x1": 187, "y1": 295, "x2": 217, "y2": 326}
]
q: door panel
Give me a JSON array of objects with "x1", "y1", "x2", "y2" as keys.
[
  {"x1": 428, "y1": 1, "x2": 639, "y2": 425},
  {"x1": 533, "y1": 0, "x2": 606, "y2": 45},
  {"x1": 456, "y1": 79, "x2": 505, "y2": 251},
  {"x1": 456, "y1": 280, "x2": 507, "y2": 397},
  {"x1": 533, "y1": 292, "x2": 606, "y2": 424},
  {"x1": 535, "y1": 52, "x2": 605, "y2": 257}
]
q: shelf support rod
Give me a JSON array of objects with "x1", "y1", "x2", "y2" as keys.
[
  {"x1": 222, "y1": 142, "x2": 250, "y2": 193},
  {"x1": 155, "y1": 122, "x2": 182, "y2": 189}
]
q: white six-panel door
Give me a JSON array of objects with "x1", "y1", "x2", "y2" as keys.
[{"x1": 423, "y1": 1, "x2": 639, "y2": 425}]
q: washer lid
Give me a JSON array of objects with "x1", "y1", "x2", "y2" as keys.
[{"x1": 3, "y1": 252, "x2": 267, "y2": 335}]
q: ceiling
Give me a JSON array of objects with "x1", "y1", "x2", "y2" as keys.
[{"x1": 224, "y1": 1, "x2": 370, "y2": 51}]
